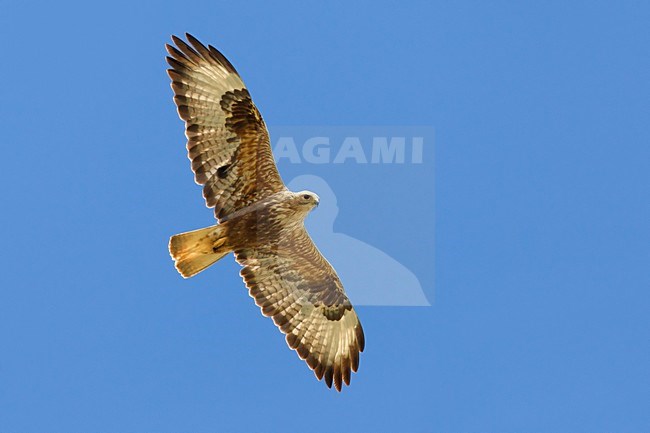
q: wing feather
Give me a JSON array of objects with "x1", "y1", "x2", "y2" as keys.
[
  {"x1": 235, "y1": 229, "x2": 365, "y2": 391},
  {"x1": 166, "y1": 34, "x2": 286, "y2": 221}
]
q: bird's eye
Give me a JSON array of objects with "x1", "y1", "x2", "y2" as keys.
[{"x1": 303, "y1": 194, "x2": 311, "y2": 200}]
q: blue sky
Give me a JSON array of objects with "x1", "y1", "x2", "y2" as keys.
[{"x1": 1, "y1": 1, "x2": 649, "y2": 432}]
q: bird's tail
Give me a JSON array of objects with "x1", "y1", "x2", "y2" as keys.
[{"x1": 169, "y1": 224, "x2": 232, "y2": 278}]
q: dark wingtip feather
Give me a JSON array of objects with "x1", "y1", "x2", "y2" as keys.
[
  {"x1": 351, "y1": 348, "x2": 360, "y2": 372},
  {"x1": 170, "y1": 34, "x2": 184, "y2": 47},
  {"x1": 171, "y1": 35, "x2": 202, "y2": 64},
  {"x1": 343, "y1": 363, "x2": 351, "y2": 386},
  {"x1": 340, "y1": 355, "x2": 351, "y2": 386},
  {"x1": 356, "y1": 323, "x2": 365, "y2": 352},
  {"x1": 185, "y1": 32, "x2": 200, "y2": 45},
  {"x1": 186, "y1": 33, "x2": 207, "y2": 52},
  {"x1": 208, "y1": 44, "x2": 239, "y2": 74},
  {"x1": 166, "y1": 44, "x2": 191, "y2": 64},
  {"x1": 324, "y1": 367, "x2": 334, "y2": 389},
  {"x1": 166, "y1": 56, "x2": 189, "y2": 71},
  {"x1": 170, "y1": 33, "x2": 240, "y2": 76},
  {"x1": 333, "y1": 365, "x2": 342, "y2": 391}
]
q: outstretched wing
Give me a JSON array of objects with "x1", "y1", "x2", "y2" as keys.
[
  {"x1": 235, "y1": 228, "x2": 365, "y2": 391},
  {"x1": 166, "y1": 34, "x2": 286, "y2": 221}
]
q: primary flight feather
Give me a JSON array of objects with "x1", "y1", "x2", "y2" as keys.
[{"x1": 166, "y1": 34, "x2": 365, "y2": 391}]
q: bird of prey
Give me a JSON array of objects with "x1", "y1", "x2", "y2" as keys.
[{"x1": 165, "y1": 34, "x2": 365, "y2": 391}]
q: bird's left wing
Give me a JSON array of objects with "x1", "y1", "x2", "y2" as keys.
[{"x1": 235, "y1": 228, "x2": 365, "y2": 391}]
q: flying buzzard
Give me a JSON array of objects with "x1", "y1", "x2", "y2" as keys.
[{"x1": 166, "y1": 34, "x2": 365, "y2": 391}]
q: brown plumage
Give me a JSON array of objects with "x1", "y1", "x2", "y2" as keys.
[{"x1": 166, "y1": 34, "x2": 364, "y2": 391}]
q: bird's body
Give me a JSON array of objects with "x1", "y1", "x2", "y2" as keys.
[
  {"x1": 165, "y1": 34, "x2": 364, "y2": 391},
  {"x1": 170, "y1": 190, "x2": 321, "y2": 276}
]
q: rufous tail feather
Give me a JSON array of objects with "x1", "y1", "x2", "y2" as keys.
[{"x1": 169, "y1": 224, "x2": 232, "y2": 278}]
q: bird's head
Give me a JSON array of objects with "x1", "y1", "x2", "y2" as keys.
[{"x1": 293, "y1": 190, "x2": 320, "y2": 212}]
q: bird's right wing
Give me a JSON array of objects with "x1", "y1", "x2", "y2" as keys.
[{"x1": 166, "y1": 34, "x2": 286, "y2": 221}]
